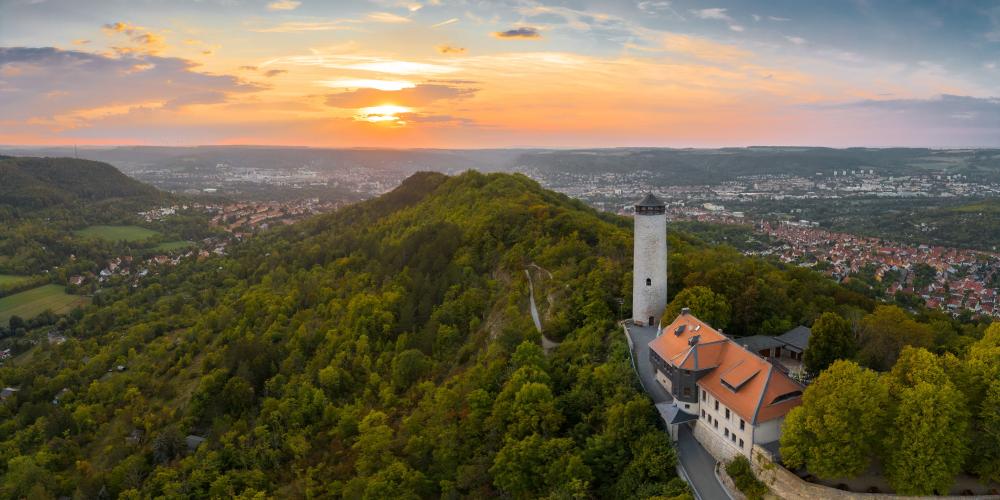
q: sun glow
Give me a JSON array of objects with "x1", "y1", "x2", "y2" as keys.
[{"x1": 355, "y1": 104, "x2": 413, "y2": 124}]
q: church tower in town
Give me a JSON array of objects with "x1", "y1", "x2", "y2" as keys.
[{"x1": 632, "y1": 193, "x2": 667, "y2": 327}]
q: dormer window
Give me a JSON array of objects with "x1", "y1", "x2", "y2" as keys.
[
  {"x1": 771, "y1": 390, "x2": 803, "y2": 405},
  {"x1": 645, "y1": 278, "x2": 652, "y2": 286}
]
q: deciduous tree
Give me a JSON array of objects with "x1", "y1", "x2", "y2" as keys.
[
  {"x1": 803, "y1": 312, "x2": 856, "y2": 375},
  {"x1": 663, "y1": 285, "x2": 731, "y2": 330},
  {"x1": 780, "y1": 360, "x2": 888, "y2": 478},
  {"x1": 884, "y1": 381, "x2": 969, "y2": 495}
]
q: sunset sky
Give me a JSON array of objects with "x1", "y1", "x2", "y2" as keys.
[{"x1": 1, "y1": 0, "x2": 999, "y2": 148}]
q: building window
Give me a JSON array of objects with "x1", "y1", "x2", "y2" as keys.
[
  {"x1": 702, "y1": 389, "x2": 706, "y2": 401},
  {"x1": 646, "y1": 278, "x2": 652, "y2": 286},
  {"x1": 715, "y1": 401, "x2": 719, "y2": 411},
  {"x1": 683, "y1": 387, "x2": 691, "y2": 398},
  {"x1": 684, "y1": 404, "x2": 690, "y2": 409},
  {"x1": 725, "y1": 409, "x2": 730, "y2": 419},
  {"x1": 731, "y1": 434, "x2": 737, "y2": 444},
  {"x1": 739, "y1": 439, "x2": 744, "y2": 449},
  {"x1": 714, "y1": 420, "x2": 718, "y2": 429},
  {"x1": 701, "y1": 410, "x2": 705, "y2": 417},
  {"x1": 724, "y1": 428, "x2": 729, "y2": 438},
  {"x1": 740, "y1": 420, "x2": 745, "y2": 431},
  {"x1": 649, "y1": 316, "x2": 655, "y2": 326}
]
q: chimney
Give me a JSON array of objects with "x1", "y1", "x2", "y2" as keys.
[
  {"x1": 688, "y1": 334, "x2": 700, "y2": 346},
  {"x1": 681, "y1": 307, "x2": 690, "y2": 315}
]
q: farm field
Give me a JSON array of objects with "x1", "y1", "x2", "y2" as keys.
[
  {"x1": 153, "y1": 240, "x2": 195, "y2": 252},
  {"x1": 0, "y1": 285, "x2": 90, "y2": 324},
  {"x1": 74, "y1": 225, "x2": 160, "y2": 242}
]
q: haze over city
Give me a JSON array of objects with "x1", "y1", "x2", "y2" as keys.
[{"x1": 2, "y1": 0, "x2": 1000, "y2": 147}]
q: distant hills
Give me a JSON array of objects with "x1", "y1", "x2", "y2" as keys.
[
  {"x1": 4, "y1": 146, "x2": 999, "y2": 186},
  {"x1": 515, "y1": 147, "x2": 1000, "y2": 184},
  {"x1": 0, "y1": 156, "x2": 162, "y2": 210}
]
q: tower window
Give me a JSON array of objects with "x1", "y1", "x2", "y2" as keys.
[{"x1": 645, "y1": 278, "x2": 651, "y2": 286}]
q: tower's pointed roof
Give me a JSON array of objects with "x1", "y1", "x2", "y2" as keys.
[{"x1": 636, "y1": 193, "x2": 665, "y2": 208}]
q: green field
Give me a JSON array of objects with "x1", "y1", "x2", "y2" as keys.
[
  {"x1": 0, "y1": 285, "x2": 90, "y2": 325},
  {"x1": 153, "y1": 240, "x2": 195, "y2": 252},
  {"x1": 0, "y1": 274, "x2": 32, "y2": 287},
  {"x1": 74, "y1": 225, "x2": 160, "y2": 242}
]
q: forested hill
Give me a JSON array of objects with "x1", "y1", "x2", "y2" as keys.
[
  {"x1": 0, "y1": 156, "x2": 161, "y2": 210},
  {"x1": 0, "y1": 171, "x2": 696, "y2": 498}
]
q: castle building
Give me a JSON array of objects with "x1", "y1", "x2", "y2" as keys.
[
  {"x1": 647, "y1": 310, "x2": 805, "y2": 461},
  {"x1": 632, "y1": 194, "x2": 667, "y2": 327}
]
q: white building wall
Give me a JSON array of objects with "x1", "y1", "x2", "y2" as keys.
[
  {"x1": 632, "y1": 212, "x2": 667, "y2": 326},
  {"x1": 698, "y1": 386, "x2": 754, "y2": 458},
  {"x1": 655, "y1": 370, "x2": 673, "y2": 393},
  {"x1": 752, "y1": 417, "x2": 782, "y2": 444}
]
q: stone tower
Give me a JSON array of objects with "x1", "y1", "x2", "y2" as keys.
[{"x1": 632, "y1": 193, "x2": 667, "y2": 327}]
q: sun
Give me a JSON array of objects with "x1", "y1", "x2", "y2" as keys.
[{"x1": 355, "y1": 104, "x2": 413, "y2": 125}]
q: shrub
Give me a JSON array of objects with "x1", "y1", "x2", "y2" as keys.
[{"x1": 725, "y1": 455, "x2": 769, "y2": 500}]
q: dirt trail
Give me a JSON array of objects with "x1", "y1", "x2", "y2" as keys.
[{"x1": 524, "y1": 268, "x2": 560, "y2": 353}]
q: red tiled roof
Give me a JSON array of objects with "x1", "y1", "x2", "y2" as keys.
[{"x1": 648, "y1": 313, "x2": 804, "y2": 424}]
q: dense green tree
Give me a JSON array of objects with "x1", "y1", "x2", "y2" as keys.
[
  {"x1": 353, "y1": 411, "x2": 396, "y2": 476},
  {"x1": 973, "y1": 380, "x2": 1000, "y2": 483},
  {"x1": 490, "y1": 434, "x2": 590, "y2": 498},
  {"x1": 857, "y1": 305, "x2": 934, "y2": 370},
  {"x1": 885, "y1": 346, "x2": 950, "y2": 394},
  {"x1": 803, "y1": 312, "x2": 856, "y2": 375},
  {"x1": 780, "y1": 360, "x2": 889, "y2": 478},
  {"x1": 884, "y1": 381, "x2": 969, "y2": 495},
  {"x1": 662, "y1": 285, "x2": 731, "y2": 330}
]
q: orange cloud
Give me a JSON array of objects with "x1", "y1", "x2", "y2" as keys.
[
  {"x1": 266, "y1": 0, "x2": 301, "y2": 11},
  {"x1": 102, "y1": 21, "x2": 167, "y2": 55},
  {"x1": 436, "y1": 45, "x2": 466, "y2": 54}
]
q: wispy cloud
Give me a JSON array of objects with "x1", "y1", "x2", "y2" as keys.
[
  {"x1": 253, "y1": 20, "x2": 357, "y2": 32},
  {"x1": 436, "y1": 45, "x2": 466, "y2": 54},
  {"x1": 266, "y1": 0, "x2": 301, "y2": 11},
  {"x1": 689, "y1": 8, "x2": 743, "y2": 32},
  {"x1": 785, "y1": 36, "x2": 806, "y2": 45},
  {"x1": 321, "y1": 79, "x2": 415, "y2": 91},
  {"x1": 325, "y1": 83, "x2": 477, "y2": 108},
  {"x1": 264, "y1": 54, "x2": 458, "y2": 75},
  {"x1": 493, "y1": 27, "x2": 541, "y2": 39},
  {"x1": 661, "y1": 32, "x2": 751, "y2": 63},
  {"x1": 690, "y1": 8, "x2": 730, "y2": 20},
  {"x1": 431, "y1": 18, "x2": 459, "y2": 28},
  {"x1": 367, "y1": 12, "x2": 412, "y2": 24},
  {"x1": 824, "y1": 94, "x2": 1000, "y2": 129},
  {"x1": 102, "y1": 21, "x2": 167, "y2": 55},
  {"x1": 639, "y1": 1, "x2": 682, "y2": 19}
]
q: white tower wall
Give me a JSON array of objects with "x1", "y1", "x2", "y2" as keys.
[{"x1": 633, "y1": 210, "x2": 667, "y2": 327}]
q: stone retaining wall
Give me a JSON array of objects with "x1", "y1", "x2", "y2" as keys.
[
  {"x1": 749, "y1": 446, "x2": 998, "y2": 500},
  {"x1": 693, "y1": 421, "x2": 740, "y2": 463}
]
